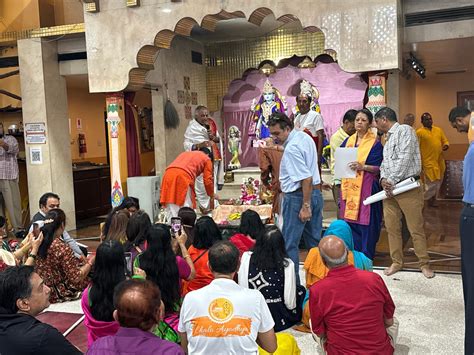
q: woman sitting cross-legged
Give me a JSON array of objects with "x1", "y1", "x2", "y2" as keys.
[
  {"x1": 238, "y1": 226, "x2": 305, "y2": 331},
  {"x1": 182, "y1": 216, "x2": 222, "y2": 295},
  {"x1": 124, "y1": 209, "x2": 151, "y2": 264},
  {"x1": 35, "y1": 209, "x2": 94, "y2": 303},
  {"x1": 81, "y1": 240, "x2": 126, "y2": 346},
  {"x1": 229, "y1": 209, "x2": 265, "y2": 256},
  {"x1": 299, "y1": 219, "x2": 373, "y2": 330},
  {"x1": 134, "y1": 224, "x2": 195, "y2": 343}
]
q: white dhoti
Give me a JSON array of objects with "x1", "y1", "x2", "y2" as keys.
[
  {"x1": 195, "y1": 174, "x2": 210, "y2": 210},
  {"x1": 165, "y1": 186, "x2": 193, "y2": 220}
]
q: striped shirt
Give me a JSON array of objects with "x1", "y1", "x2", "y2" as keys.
[
  {"x1": 380, "y1": 123, "x2": 421, "y2": 184},
  {"x1": 0, "y1": 135, "x2": 19, "y2": 180}
]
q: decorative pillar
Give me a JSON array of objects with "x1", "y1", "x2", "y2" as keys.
[
  {"x1": 106, "y1": 93, "x2": 128, "y2": 207},
  {"x1": 18, "y1": 39, "x2": 76, "y2": 229},
  {"x1": 366, "y1": 74, "x2": 387, "y2": 116}
]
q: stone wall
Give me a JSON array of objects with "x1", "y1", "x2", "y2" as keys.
[{"x1": 83, "y1": 0, "x2": 401, "y2": 93}]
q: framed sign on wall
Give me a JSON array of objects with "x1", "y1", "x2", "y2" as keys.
[{"x1": 457, "y1": 91, "x2": 474, "y2": 110}]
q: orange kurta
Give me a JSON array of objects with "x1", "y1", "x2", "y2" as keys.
[{"x1": 160, "y1": 151, "x2": 214, "y2": 208}]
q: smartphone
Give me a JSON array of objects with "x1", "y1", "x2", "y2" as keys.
[
  {"x1": 32, "y1": 223, "x2": 40, "y2": 237},
  {"x1": 170, "y1": 217, "x2": 182, "y2": 235},
  {"x1": 124, "y1": 252, "x2": 133, "y2": 275}
]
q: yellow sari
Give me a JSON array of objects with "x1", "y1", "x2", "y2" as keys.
[{"x1": 341, "y1": 131, "x2": 376, "y2": 221}]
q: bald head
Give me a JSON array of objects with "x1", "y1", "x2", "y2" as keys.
[
  {"x1": 403, "y1": 113, "x2": 415, "y2": 127},
  {"x1": 319, "y1": 235, "x2": 348, "y2": 269},
  {"x1": 113, "y1": 280, "x2": 162, "y2": 331}
]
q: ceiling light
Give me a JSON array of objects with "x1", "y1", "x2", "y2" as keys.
[{"x1": 162, "y1": 8, "x2": 172, "y2": 13}]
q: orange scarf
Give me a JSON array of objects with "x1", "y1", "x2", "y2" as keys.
[{"x1": 341, "y1": 131, "x2": 376, "y2": 221}]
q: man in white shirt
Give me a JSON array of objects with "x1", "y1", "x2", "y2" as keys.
[
  {"x1": 293, "y1": 80, "x2": 325, "y2": 166},
  {"x1": 178, "y1": 241, "x2": 277, "y2": 355},
  {"x1": 183, "y1": 106, "x2": 223, "y2": 213}
]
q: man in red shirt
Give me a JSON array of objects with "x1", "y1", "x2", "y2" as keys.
[{"x1": 309, "y1": 236, "x2": 398, "y2": 355}]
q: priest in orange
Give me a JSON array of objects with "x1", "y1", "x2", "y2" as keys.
[{"x1": 160, "y1": 150, "x2": 214, "y2": 218}]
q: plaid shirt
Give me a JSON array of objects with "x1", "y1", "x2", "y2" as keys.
[
  {"x1": 0, "y1": 135, "x2": 19, "y2": 180},
  {"x1": 380, "y1": 123, "x2": 421, "y2": 184}
]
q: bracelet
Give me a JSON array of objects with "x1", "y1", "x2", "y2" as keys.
[
  {"x1": 183, "y1": 255, "x2": 191, "y2": 259},
  {"x1": 28, "y1": 253, "x2": 37, "y2": 260},
  {"x1": 303, "y1": 202, "x2": 311, "y2": 209}
]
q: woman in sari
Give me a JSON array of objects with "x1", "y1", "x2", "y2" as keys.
[
  {"x1": 340, "y1": 108, "x2": 384, "y2": 259},
  {"x1": 300, "y1": 220, "x2": 372, "y2": 330}
]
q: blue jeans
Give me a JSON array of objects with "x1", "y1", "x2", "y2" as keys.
[{"x1": 282, "y1": 189, "x2": 323, "y2": 284}]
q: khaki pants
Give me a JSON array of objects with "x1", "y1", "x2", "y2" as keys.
[
  {"x1": 383, "y1": 186, "x2": 430, "y2": 268},
  {"x1": 0, "y1": 178, "x2": 22, "y2": 231},
  {"x1": 311, "y1": 317, "x2": 399, "y2": 354}
]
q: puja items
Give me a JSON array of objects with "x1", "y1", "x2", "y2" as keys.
[{"x1": 240, "y1": 177, "x2": 261, "y2": 205}]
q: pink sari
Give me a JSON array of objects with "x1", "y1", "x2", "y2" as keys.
[{"x1": 81, "y1": 286, "x2": 120, "y2": 347}]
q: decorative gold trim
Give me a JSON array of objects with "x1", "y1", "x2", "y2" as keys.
[
  {"x1": 0, "y1": 23, "x2": 85, "y2": 44},
  {"x1": 126, "y1": 0, "x2": 140, "y2": 6}
]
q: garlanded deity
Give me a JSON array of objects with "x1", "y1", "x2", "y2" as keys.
[
  {"x1": 250, "y1": 79, "x2": 287, "y2": 140},
  {"x1": 227, "y1": 125, "x2": 242, "y2": 170}
]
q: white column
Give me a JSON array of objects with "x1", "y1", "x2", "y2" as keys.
[{"x1": 18, "y1": 39, "x2": 76, "y2": 230}]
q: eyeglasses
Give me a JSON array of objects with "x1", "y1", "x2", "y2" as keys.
[{"x1": 200, "y1": 113, "x2": 209, "y2": 117}]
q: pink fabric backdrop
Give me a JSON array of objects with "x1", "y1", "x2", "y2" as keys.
[{"x1": 222, "y1": 63, "x2": 367, "y2": 168}]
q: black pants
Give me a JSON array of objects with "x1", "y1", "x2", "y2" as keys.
[{"x1": 461, "y1": 205, "x2": 474, "y2": 355}]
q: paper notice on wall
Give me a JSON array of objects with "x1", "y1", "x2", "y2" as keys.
[
  {"x1": 29, "y1": 147, "x2": 43, "y2": 165},
  {"x1": 25, "y1": 122, "x2": 47, "y2": 144}
]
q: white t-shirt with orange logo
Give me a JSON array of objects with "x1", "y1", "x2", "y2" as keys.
[{"x1": 178, "y1": 278, "x2": 275, "y2": 355}]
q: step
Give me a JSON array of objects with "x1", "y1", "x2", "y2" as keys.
[{"x1": 230, "y1": 167, "x2": 261, "y2": 182}]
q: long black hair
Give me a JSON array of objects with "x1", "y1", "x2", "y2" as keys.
[
  {"x1": 239, "y1": 209, "x2": 265, "y2": 241},
  {"x1": 193, "y1": 216, "x2": 222, "y2": 250},
  {"x1": 37, "y1": 209, "x2": 66, "y2": 259},
  {"x1": 250, "y1": 226, "x2": 289, "y2": 271},
  {"x1": 102, "y1": 197, "x2": 139, "y2": 237},
  {"x1": 124, "y1": 210, "x2": 151, "y2": 252},
  {"x1": 89, "y1": 240, "x2": 126, "y2": 321},
  {"x1": 138, "y1": 224, "x2": 180, "y2": 313}
]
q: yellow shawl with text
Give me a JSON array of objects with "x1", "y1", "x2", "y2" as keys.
[{"x1": 341, "y1": 131, "x2": 376, "y2": 221}]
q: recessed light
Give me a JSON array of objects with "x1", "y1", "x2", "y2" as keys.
[{"x1": 162, "y1": 8, "x2": 172, "y2": 13}]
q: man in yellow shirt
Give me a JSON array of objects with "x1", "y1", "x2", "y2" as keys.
[
  {"x1": 329, "y1": 109, "x2": 356, "y2": 218},
  {"x1": 416, "y1": 112, "x2": 449, "y2": 207}
]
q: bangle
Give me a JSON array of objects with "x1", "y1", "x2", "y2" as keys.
[
  {"x1": 28, "y1": 253, "x2": 37, "y2": 260},
  {"x1": 183, "y1": 255, "x2": 191, "y2": 259}
]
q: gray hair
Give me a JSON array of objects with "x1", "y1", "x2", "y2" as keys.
[
  {"x1": 194, "y1": 105, "x2": 207, "y2": 118},
  {"x1": 319, "y1": 246, "x2": 348, "y2": 268}
]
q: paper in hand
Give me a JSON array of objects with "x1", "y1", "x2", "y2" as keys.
[{"x1": 334, "y1": 147, "x2": 358, "y2": 179}]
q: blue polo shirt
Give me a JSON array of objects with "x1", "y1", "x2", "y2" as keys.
[
  {"x1": 280, "y1": 130, "x2": 320, "y2": 193},
  {"x1": 463, "y1": 142, "x2": 474, "y2": 204}
]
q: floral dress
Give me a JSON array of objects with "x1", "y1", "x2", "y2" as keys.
[{"x1": 35, "y1": 238, "x2": 88, "y2": 303}]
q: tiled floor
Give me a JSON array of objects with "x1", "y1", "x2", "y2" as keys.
[{"x1": 71, "y1": 199, "x2": 462, "y2": 273}]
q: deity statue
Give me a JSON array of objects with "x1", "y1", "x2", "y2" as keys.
[
  {"x1": 250, "y1": 79, "x2": 287, "y2": 140},
  {"x1": 227, "y1": 125, "x2": 242, "y2": 170}
]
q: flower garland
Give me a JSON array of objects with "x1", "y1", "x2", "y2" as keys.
[{"x1": 240, "y1": 177, "x2": 261, "y2": 205}]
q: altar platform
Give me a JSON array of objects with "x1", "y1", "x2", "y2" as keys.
[{"x1": 219, "y1": 166, "x2": 337, "y2": 227}]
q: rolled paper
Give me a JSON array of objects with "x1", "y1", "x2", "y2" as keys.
[
  {"x1": 363, "y1": 181, "x2": 420, "y2": 205},
  {"x1": 361, "y1": 177, "x2": 416, "y2": 204}
]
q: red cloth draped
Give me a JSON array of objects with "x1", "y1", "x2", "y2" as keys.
[{"x1": 124, "y1": 92, "x2": 141, "y2": 177}]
